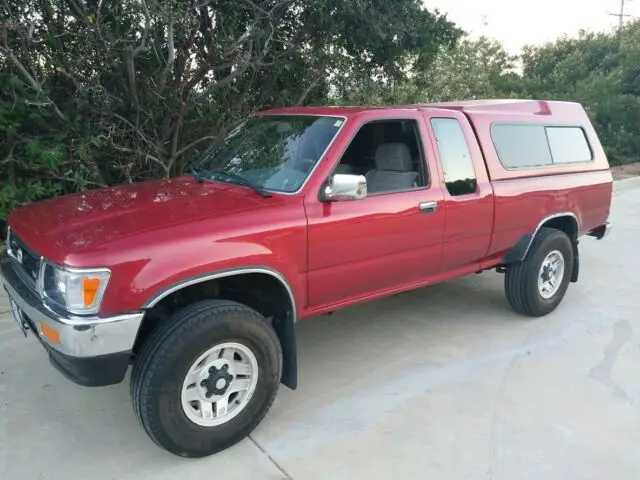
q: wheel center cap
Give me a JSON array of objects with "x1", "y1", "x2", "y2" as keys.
[{"x1": 201, "y1": 365, "x2": 234, "y2": 397}]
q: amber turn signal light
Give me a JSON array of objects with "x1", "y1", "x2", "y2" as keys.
[
  {"x1": 40, "y1": 322, "x2": 61, "y2": 344},
  {"x1": 82, "y1": 278, "x2": 102, "y2": 306}
]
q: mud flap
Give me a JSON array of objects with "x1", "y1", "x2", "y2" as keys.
[
  {"x1": 273, "y1": 312, "x2": 298, "y2": 390},
  {"x1": 571, "y1": 240, "x2": 579, "y2": 283}
]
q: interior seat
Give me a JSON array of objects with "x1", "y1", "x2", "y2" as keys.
[{"x1": 365, "y1": 143, "x2": 418, "y2": 193}]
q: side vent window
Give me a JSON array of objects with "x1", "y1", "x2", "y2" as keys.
[{"x1": 431, "y1": 118, "x2": 478, "y2": 196}]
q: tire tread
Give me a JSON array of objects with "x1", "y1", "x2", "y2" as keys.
[
  {"x1": 130, "y1": 300, "x2": 281, "y2": 457},
  {"x1": 505, "y1": 227, "x2": 573, "y2": 317}
]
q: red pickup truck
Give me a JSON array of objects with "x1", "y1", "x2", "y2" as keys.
[{"x1": 2, "y1": 99, "x2": 612, "y2": 457}]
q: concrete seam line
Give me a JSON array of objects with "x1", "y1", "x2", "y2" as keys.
[{"x1": 248, "y1": 434, "x2": 294, "y2": 479}]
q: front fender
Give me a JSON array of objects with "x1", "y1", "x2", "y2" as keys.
[{"x1": 104, "y1": 239, "x2": 305, "y2": 314}]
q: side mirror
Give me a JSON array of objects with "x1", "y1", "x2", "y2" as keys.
[{"x1": 323, "y1": 174, "x2": 367, "y2": 201}]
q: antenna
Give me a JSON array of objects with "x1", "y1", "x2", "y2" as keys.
[{"x1": 608, "y1": 0, "x2": 633, "y2": 29}]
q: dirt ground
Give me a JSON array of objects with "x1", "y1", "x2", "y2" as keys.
[{"x1": 611, "y1": 161, "x2": 640, "y2": 180}]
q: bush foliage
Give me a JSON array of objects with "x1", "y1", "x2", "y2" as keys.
[{"x1": 1, "y1": 1, "x2": 638, "y2": 220}]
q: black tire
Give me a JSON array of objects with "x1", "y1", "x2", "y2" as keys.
[
  {"x1": 505, "y1": 227, "x2": 574, "y2": 317},
  {"x1": 131, "y1": 300, "x2": 282, "y2": 458}
]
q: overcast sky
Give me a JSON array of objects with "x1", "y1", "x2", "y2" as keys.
[{"x1": 426, "y1": 0, "x2": 640, "y2": 52}]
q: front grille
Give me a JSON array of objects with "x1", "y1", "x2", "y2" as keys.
[{"x1": 7, "y1": 230, "x2": 41, "y2": 286}]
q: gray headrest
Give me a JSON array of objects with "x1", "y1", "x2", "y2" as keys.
[{"x1": 375, "y1": 143, "x2": 413, "y2": 172}]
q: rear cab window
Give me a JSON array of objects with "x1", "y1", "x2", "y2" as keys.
[
  {"x1": 545, "y1": 127, "x2": 593, "y2": 164},
  {"x1": 491, "y1": 124, "x2": 593, "y2": 169}
]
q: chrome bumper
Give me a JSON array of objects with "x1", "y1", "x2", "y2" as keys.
[{"x1": 1, "y1": 253, "x2": 143, "y2": 358}]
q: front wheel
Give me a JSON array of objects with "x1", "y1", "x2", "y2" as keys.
[
  {"x1": 504, "y1": 227, "x2": 574, "y2": 317},
  {"x1": 131, "y1": 300, "x2": 282, "y2": 457}
]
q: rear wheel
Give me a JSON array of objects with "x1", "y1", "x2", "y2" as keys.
[
  {"x1": 505, "y1": 227, "x2": 574, "y2": 317},
  {"x1": 131, "y1": 300, "x2": 282, "y2": 457}
]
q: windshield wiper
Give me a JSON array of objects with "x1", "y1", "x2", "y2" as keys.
[
  {"x1": 190, "y1": 167, "x2": 272, "y2": 198},
  {"x1": 215, "y1": 171, "x2": 272, "y2": 198}
]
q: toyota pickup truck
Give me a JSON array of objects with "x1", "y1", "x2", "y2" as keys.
[{"x1": 2, "y1": 99, "x2": 612, "y2": 457}]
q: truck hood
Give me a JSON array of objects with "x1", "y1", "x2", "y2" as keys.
[{"x1": 8, "y1": 176, "x2": 270, "y2": 263}]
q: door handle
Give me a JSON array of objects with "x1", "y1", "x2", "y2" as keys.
[{"x1": 419, "y1": 201, "x2": 438, "y2": 213}]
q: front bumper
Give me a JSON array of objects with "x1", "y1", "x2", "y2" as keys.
[{"x1": 1, "y1": 253, "x2": 144, "y2": 386}]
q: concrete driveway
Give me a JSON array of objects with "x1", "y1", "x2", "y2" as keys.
[{"x1": 2, "y1": 180, "x2": 639, "y2": 480}]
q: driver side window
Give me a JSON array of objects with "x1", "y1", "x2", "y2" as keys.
[{"x1": 333, "y1": 119, "x2": 428, "y2": 195}]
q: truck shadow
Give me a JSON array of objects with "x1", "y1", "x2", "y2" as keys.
[
  {"x1": 247, "y1": 271, "x2": 553, "y2": 458},
  {"x1": 273, "y1": 271, "x2": 519, "y2": 407}
]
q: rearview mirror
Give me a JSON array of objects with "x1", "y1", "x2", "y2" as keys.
[{"x1": 323, "y1": 174, "x2": 367, "y2": 201}]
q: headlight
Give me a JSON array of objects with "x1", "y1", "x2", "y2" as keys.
[{"x1": 40, "y1": 262, "x2": 110, "y2": 315}]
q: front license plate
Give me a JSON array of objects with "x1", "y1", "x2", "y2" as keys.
[{"x1": 9, "y1": 298, "x2": 29, "y2": 338}]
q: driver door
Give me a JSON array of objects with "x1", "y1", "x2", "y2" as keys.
[{"x1": 304, "y1": 112, "x2": 445, "y2": 309}]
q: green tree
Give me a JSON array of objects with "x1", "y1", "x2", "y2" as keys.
[
  {"x1": 337, "y1": 21, "x2": 640, "y2": 167},
  {"x1": 0, "y1": 0, "x2": 460, "y2": 220},
  {"x1": 520, "y1": 22, "x2": 640, "y2": 165},
  {"x1": 335, "y1": 36, "x2": 519, "y2": 105}
]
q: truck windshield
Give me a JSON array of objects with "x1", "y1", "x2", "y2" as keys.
[{"x1": 191, "y1": 114, "x2": 344, "y2": 193}]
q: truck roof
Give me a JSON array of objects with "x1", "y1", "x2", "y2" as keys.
[{"x1": 261, "y1": 99, "x2": 582, "y2": 118}]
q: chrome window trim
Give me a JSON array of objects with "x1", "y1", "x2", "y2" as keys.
[{"x1": 142, "y1": 266, "x2": 297, "y2": 322}]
